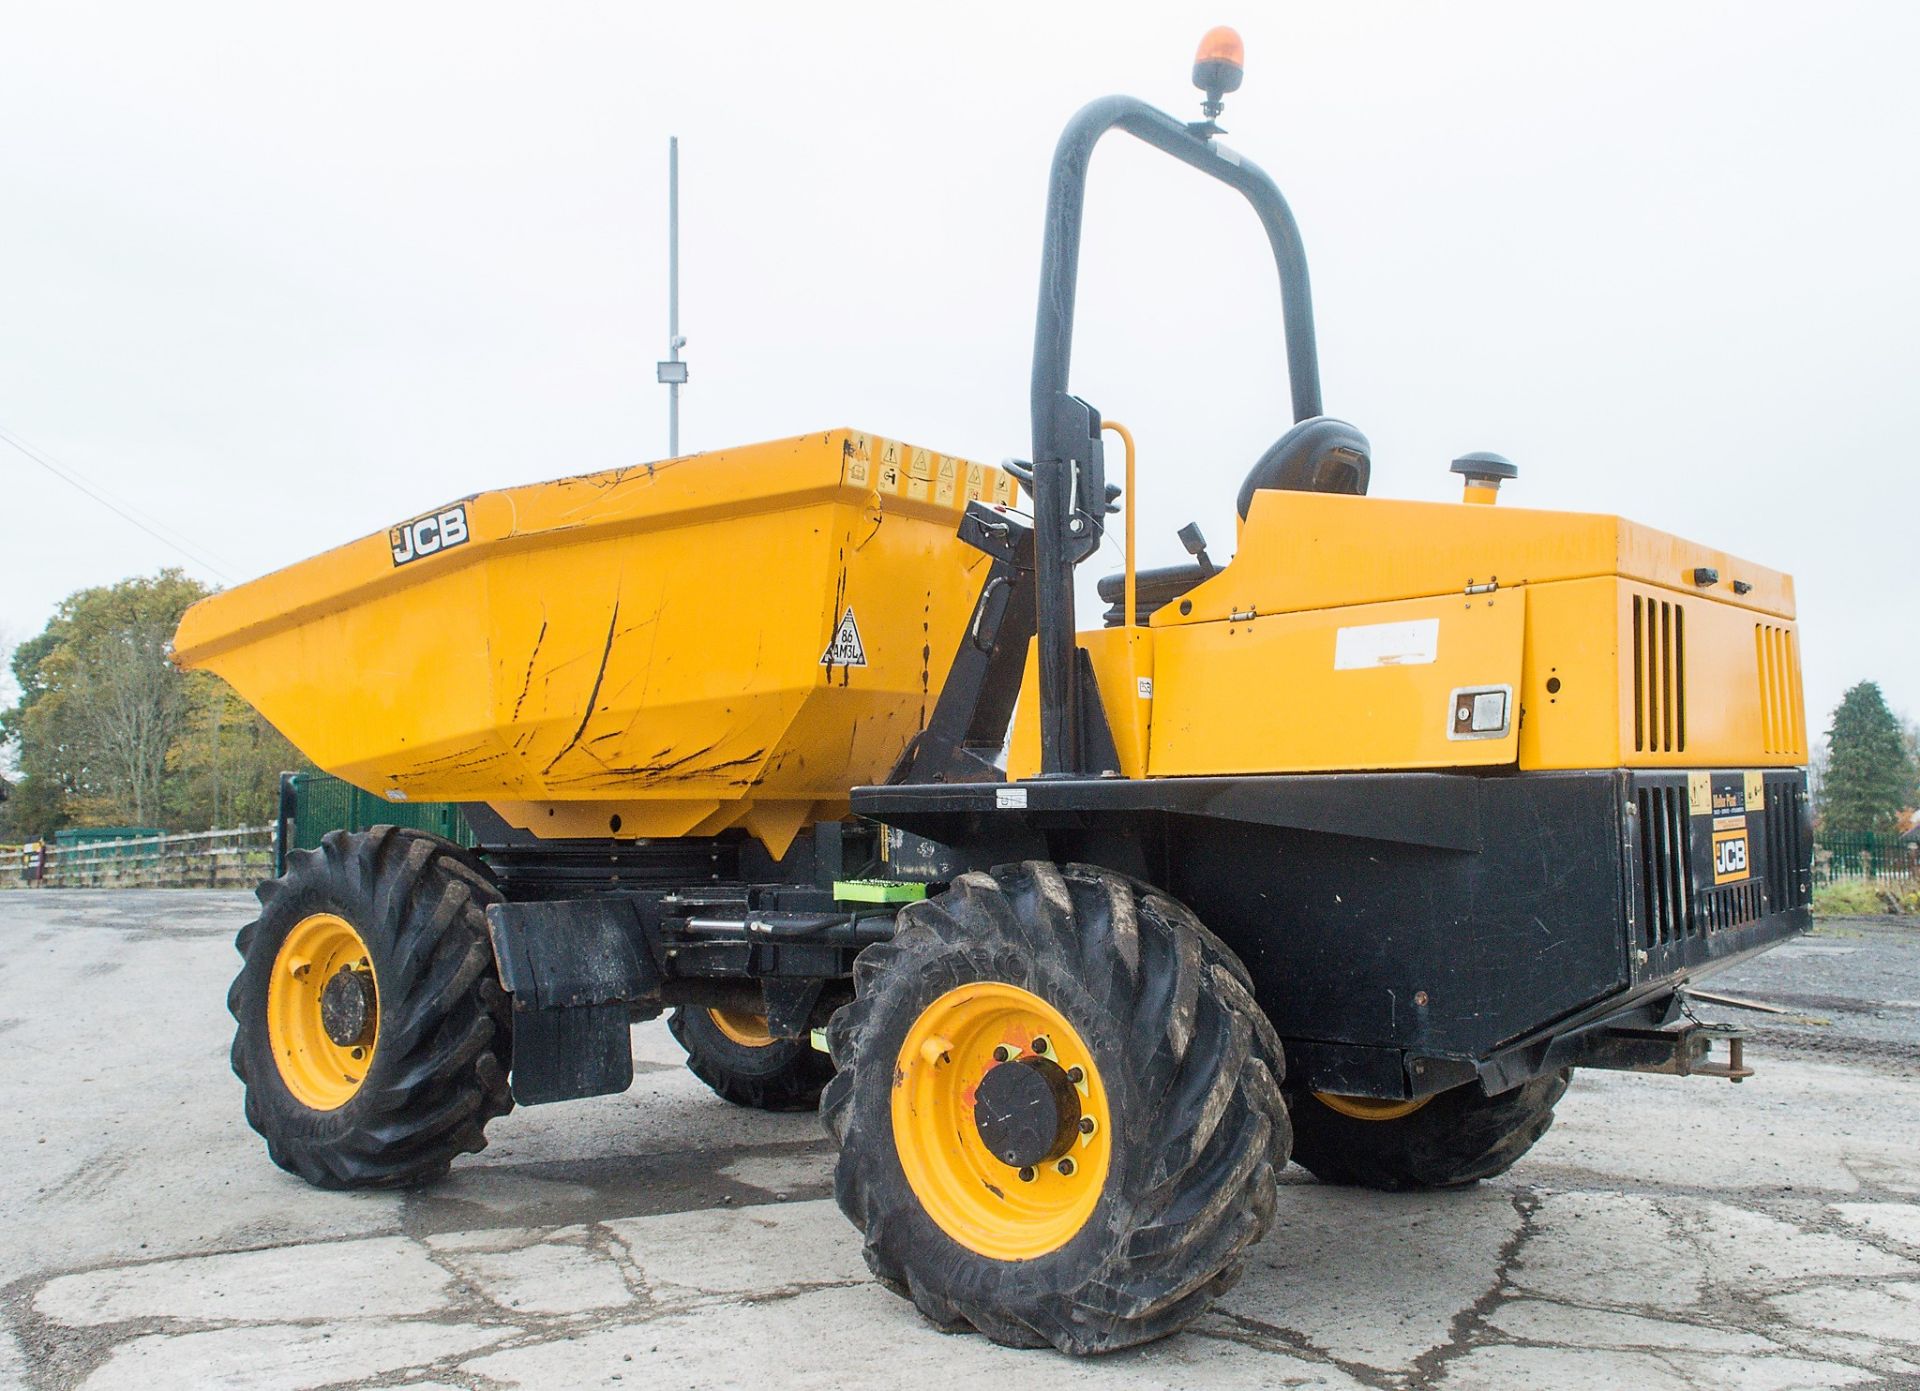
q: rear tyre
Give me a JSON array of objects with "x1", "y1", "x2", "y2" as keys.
[
  {"x1": 1286, "y1": 1070, "x2": 1571, "y2": 1191},
  {"x1": 823, "y1": 861, "x2": 1289, "y2": 1355},
  {"x1": 228, "y1": 826, "x2": 513, "y2": 1189},
  {"x1": 669, "y1": 1006, "x2": 833, "y2": 1111}
]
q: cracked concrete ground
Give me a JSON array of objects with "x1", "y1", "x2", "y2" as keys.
[{"x1": 3, "y1": 892, "x2": 1918, "y2": 1390}]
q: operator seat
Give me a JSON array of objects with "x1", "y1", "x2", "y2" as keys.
[{"x1": 1235, "y1": 416, "x2": 1371, "y2": 519}]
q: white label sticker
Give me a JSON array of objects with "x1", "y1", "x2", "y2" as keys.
[
  {"x1": 1137, "y1": 676, "x2": 1154, "y2": 699},
  {"x1": 1334, "y1": 617, "x2": 1440, "y2": 670},
  {"x1": 995, "y1": 786, "x2": 1028, "y2": 810},
  {"x1": 820, "y1": 607, "x2": 868, "y2": 668}
]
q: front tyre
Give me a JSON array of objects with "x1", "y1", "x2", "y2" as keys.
[
  {"x1": 823, "y1": 862, "x2": 1289, "y2": 1355},
  {"x1": 228, "y1": 826, "x2": 513, "y2": 1189}
]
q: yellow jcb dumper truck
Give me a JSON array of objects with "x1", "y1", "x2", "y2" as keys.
[{"x1": 173, "y1": 30, "x2": 1811, "y2": 1356}]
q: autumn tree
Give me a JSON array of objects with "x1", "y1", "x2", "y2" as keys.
[
  {"x1": 1, "y1": 571, "x2": 316, "y2": 836},
  {"x1": 165, "y1": 673, "x2": 310, "y2": 829},
  {"x1": 3, "y1": 571, "x2": 208, "y2": 829},
  {"x1": 2, "y1": 626, "x2": 85, "y2": 835}
]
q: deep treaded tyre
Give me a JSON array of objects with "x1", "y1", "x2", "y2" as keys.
[
  {"x1": 1287, "y1": 1070, "x2": 1571, "y2": 1191},
  {"x1": 668, "y1": 1005, "x2": 834, "y2": 1111},
  {"x1": 228, "y1": 826, "x2": 513, "y2": 1189},
  {"x1": 823, "y1": 861, "x2": 1289, "y2": 1355}
]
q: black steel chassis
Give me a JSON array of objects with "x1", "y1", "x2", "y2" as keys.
[{"x1": 429, "y1": 763, "x2": 1813, "y2": 1109}]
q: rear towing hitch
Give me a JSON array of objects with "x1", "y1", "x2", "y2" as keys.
[{"x1": 1575, "y1": 1018, "x2": 1754, "y2": 1083}]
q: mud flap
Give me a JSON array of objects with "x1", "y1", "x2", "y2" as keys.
[{"x1": 485, "y1": 899, "x2": 663, "y2": 1105}]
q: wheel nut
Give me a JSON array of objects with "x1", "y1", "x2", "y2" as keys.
[
  {"x1": 1066, "y1": 1065, "x2": 1084, "y2": 1084},
  {"x1": 1018, "y1": 1166, "x2": 1036, "y2": 1183},
  {"x1": 1078, "y1": 1116, "x2": 1096, "y2": 1135},
  {"x1": 1031, "y1": 1036, "x2": 1050, "y2": 1055},
  {"x1": 992, "y1": 1044, "x2": 1015, "y2": 1062},
  {"x1": 1056, "y1": 1157, "x2": 1076, "y2": 1176}
]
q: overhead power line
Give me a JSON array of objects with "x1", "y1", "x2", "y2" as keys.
[{"x1": 0, "y1": 423, "x2": 234, "y2": 582}]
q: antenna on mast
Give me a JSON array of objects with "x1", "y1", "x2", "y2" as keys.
[{"x1": 656, "y1": 135, "x2": 688, "y2": 456}]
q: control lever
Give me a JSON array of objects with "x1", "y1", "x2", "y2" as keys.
[{"x1": 1177, "y1": 522, "x2": 1216, "y2": 576}]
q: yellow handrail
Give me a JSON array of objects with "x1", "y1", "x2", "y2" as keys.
[{"x1": 1101, "y1": 421, "x2": 1138, "y2": 631}]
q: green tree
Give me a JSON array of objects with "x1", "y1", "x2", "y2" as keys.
[
  {"x1": 1818, "y1": 681, "x2": 1918, "y2": 834},
  {"x1": 2, "y1": 629, "x2": 80, "y2": 837},
  {"x1": 0, "y1": 772, "x2": 68, "y2": 841}
]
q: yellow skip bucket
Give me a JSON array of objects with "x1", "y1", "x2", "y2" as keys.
[{"x1": 173, "y1": 430, "x2": 1012, "y2": 855}]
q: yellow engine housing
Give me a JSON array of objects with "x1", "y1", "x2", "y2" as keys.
[{"x1": 1009, "y1": 489, "x2": 1806, "y2": 779}]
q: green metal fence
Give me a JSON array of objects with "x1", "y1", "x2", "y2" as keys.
[
  {"x1": 1813, "y1": 832, "x2": 1919, "y2": 885},
  {"x1": 279, "y1": 772, "x2": 475, "y2": 873},
  {"x1": 53, "y1": 826, "x2": 167, "y2": 854}
]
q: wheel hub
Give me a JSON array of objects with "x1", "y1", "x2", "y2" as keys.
[
  {"x1": 891, "y1": 981, "x2": 1111, "y2": 1261},
  {"x1": 706, "y1": 1006, "x2": 776, "y2": 1048},
  {"x1": 266, "y1": 912, "x2": 380, "y2": 1111},
  {"x1": 319, "y1": 967, "x2": 376, "y2": 1047},
  {"x1": 973, "y1": 1055, "x2": 1082, "y2": 1169}
]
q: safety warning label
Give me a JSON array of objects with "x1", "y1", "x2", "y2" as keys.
[{"x1": 821, "y1": 607, "x2": 868, "y2": 667}]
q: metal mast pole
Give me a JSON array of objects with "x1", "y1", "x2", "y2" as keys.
[{"x1": 657, "y1": 136, "x2": 688, "y2": 456}]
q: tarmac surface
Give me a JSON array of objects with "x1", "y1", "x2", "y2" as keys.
[{"x1": 2, "y1": 890, "x2": 1918, "y2": 1390}]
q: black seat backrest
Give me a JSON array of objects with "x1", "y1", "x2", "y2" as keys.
[{"x1": 1235, "y1": 417, "x2": 1372, "y2": 520}]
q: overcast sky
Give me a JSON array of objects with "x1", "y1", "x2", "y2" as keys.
[{"x1": 2, "y1": 1, "x2": 1915, "y2": 741}]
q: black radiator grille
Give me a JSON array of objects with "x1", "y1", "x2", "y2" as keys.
[
  {"x1": 1696, "y1": 879, "x2": 1764, "y2": 933},
  {"x1": 1764, "y1": 771, "x2": 1812, "y2": 910},
  {"x1": 1636, "y1": 784, "x2": 1692, "y2": 948}
]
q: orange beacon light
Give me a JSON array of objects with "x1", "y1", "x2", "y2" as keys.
[{"x1": 1193, "y1": 27, "x2": 1245, "y2": 119}]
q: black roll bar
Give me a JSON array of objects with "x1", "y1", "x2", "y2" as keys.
[
  {"x1": 1032, "y1": 95, "x2": 1322, "y2": 460},
  {"x1": 1028, "y1": 94, "x2": 1323, "y2": 776}
]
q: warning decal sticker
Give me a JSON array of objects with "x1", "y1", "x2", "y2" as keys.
[{"x1": 821, "y1": 607, "x2": 868, "y2": 668}]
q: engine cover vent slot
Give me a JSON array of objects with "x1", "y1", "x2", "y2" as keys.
[
  {"x1": 1755, "y1": 623, "x2": 1805, "y2": 757},
  {"x1": 1632, "y1": 594, "x2": 1687, "y2": 754}
]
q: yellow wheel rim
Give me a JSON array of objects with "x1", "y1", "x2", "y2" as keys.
[
  {"x1": 1313, "y1": 1091, "x2": 1430, "y2": 1122},
  {"x1": 267, "y1": 913, "x2": 379, "y2": 1111},
  {"x1": 892, "y1": 982, "x2": 1111, "y2": 1261},
  {"x1": 708, "y1": 1006, "x2": 775, "y2": 1048}
]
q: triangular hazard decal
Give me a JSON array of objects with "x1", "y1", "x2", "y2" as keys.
[{"x1": 820, "y1": 606, "x2": 868, "y2": 668}]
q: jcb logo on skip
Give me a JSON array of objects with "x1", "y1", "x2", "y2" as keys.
[{"x1": 389, "y1": 505, "x2": 470, "y2": 566}]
